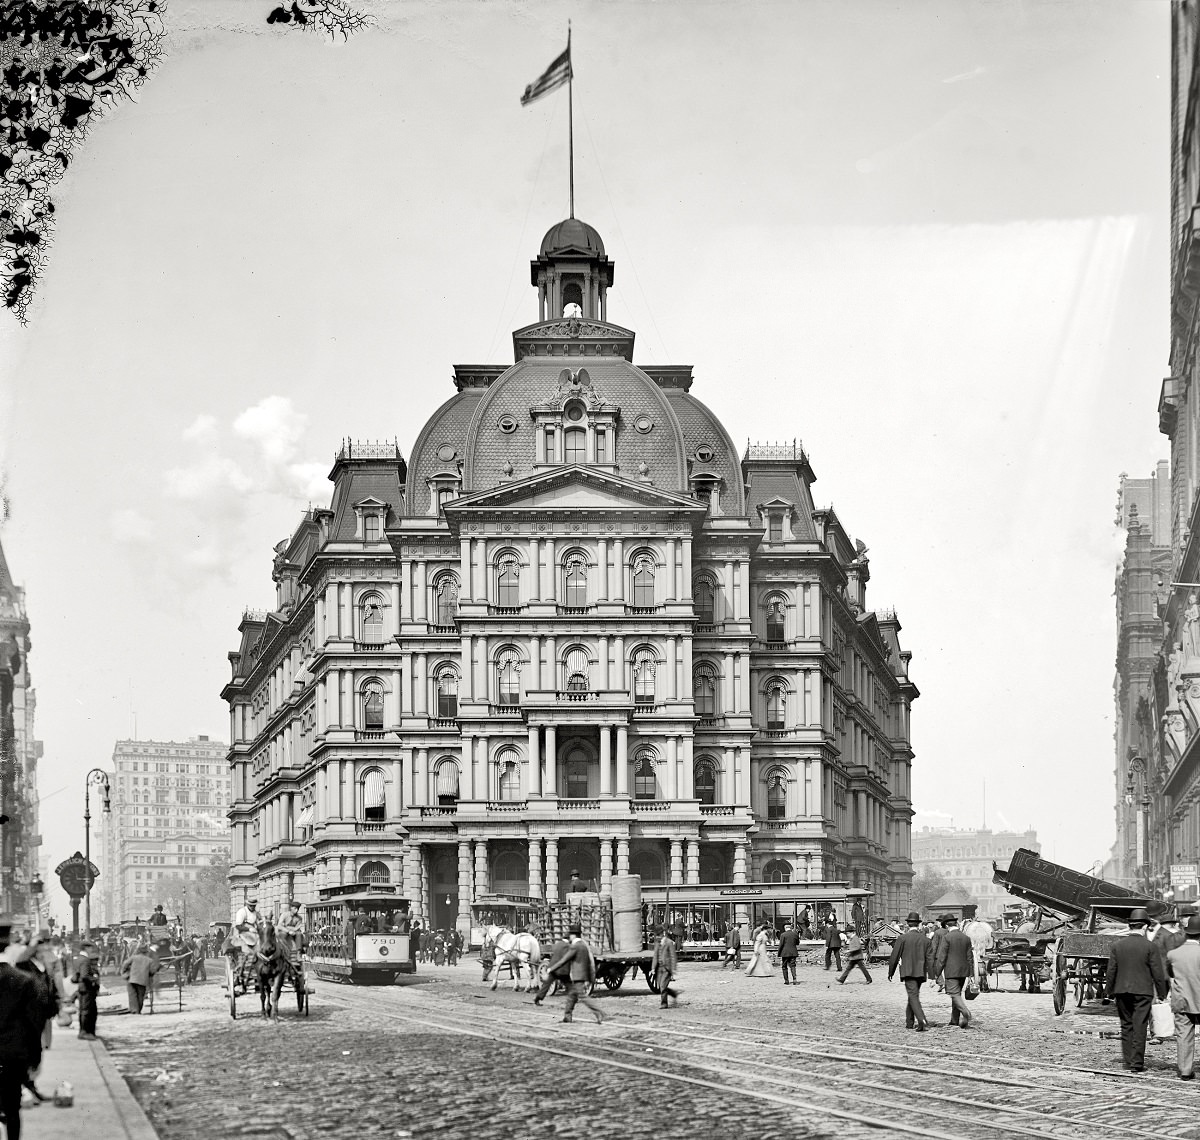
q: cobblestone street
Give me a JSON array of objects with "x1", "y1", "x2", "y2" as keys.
[{"x1": 92, "y1": 957, "x2": 1200, "y2": 1140}]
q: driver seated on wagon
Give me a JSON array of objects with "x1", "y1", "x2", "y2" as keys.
[
  {"x1": 277, "y1": 900, "x2": 305, "y2": 961},
  {"x1": 230, "y1": 898, "x2": 262, "y2": 954}
]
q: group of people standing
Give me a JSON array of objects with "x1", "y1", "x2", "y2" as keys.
[
  {"x1": 737, "y1": 918, "x2": 871, "y2": 984},
  {"x1": 415, "y1": 925, "x2": 462, "y2": 966}
]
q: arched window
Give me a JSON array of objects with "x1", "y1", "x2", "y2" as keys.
[
  {"x1": 766, "y1": 771, "x2": 787, "y2": 819},
  {"x1": 435, "y1": 576, "x2": 459, "y2": 626},
  {"x1": 496, "y1": 751, "x2": 521, "y2": 801},
  {"x1": 695, "y1": 758, "x2": 717, "y2": 806},
  {"x1": 562, "y1": 283, "x2": 583, "y2": 315},
  {"x1": 632, "y1": 555, "x2": 656, "y2": 608},
  {"x1": 496, "y1": 649, "x2": 522, "y2": 706},
  {"x1": 694, "y1": 666, "x2": 718, "y2": 718},
  {"x1": 361, "y1": 767, "x2": 386, "y2": 821},
  {"x1": 763, "y1": 857, "x2": 792, "y2": 883},
  {"x1": 435, "y1": 759, "x2": 459, "y2": 806},
  {"x1": 362, "y1": 681, "x2": 385, "y2": 730},
  {"x1": 694, "y1": 578, "x2": 715, "y2": 624},
  {"x1": 765, "y1": 597, "x2": 786, "y2": 643},
  {"x1": 496, "y1": 555, "x2": 521, "y2": 608},
  {"x1": 436, "y1": 669, "x2": 458, "y2": 719},
  {"x1": 564, "y1": 744, "x2": 590, "y2": 799},
  {"x1": 563, "y1": 645, "x2": 590, "y2": 691},
  {"x1": 765, "y1": 681, "x2": 786, "y2": 731},
  {"x1": 360, "y1": 594, "x2": 384, "y2": 643},
  {"x1": 359, "y1": 859, "x2": 390, "y2": 884},
  {"x1": 563, "y1": 554, "x2": 588, "y2": 608},
  {"x1": 634, "y1": 750, "x2": 657, "y2": 800},
  {"x1": 564, "y1": 427, "x2": 586, "y2": 464},
  {"x1": 633, "y1": 648, "x2": 657, "y2": 705},
  {"x1": 493, "y1": 851, "x2": 526, "y2": 883},
  {"x1": 630, "y1": 849, "x2": 665, "y2": 885}
]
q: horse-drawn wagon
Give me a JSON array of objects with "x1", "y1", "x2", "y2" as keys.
[{"x1": 224, "y1": 923, "x2": 309, "y2": 1020}]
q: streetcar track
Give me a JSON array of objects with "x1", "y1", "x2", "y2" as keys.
[
  {"x1": 323, "y1": 985, "x2": 1189, "y2": 1140},
  {"x1": 324, "y1": 988, "x2": 1066, "y2": 1140}
]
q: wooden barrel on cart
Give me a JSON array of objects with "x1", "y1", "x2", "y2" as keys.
[{"x1": 611, "y1": 874, "x2": 643, "y2": 953}]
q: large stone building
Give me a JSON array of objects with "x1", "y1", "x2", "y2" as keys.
[
  {"x1": 223, "y1": 218, "x2": 919, "y2": 931},
  {"x1": 1112, "y1": 466, "x2": 1172, "y2": 890},
  {"x1": 911, "y1": 826, "x2": 1040, "y2": 918},
  {"x1": 95, "y1": 736, "x2": 230, "y2": 925},
  {"x1": 0, "y1": 538, "x2": 41, "y2": 926}
]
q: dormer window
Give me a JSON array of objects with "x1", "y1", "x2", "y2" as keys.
[
  {"x1": 354, "y1": 498, "x2": 387, "y2": 541},
  {"x1": 564, "y1": 428, "x2": 586, "y2": 463},
  {"x1": 768, "y1": 514, "x2": 782, "y2": 542},
  {"x1": 365, "y1": 515, "x2": 380, "y2": 542}
]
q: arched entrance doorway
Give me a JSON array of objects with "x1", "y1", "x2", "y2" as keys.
[{"x1": 430, "y1": 849, "x2": 458, "y2": 931}]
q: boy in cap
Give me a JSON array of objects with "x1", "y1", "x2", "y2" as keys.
[
  {"x1": 1105, "y1": 907, "x2": 1169, "y2": 1072},
  {"x1": 543, "y1": 923, "x2": 604, "y2": 1024}
]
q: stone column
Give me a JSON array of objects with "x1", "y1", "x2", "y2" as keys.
[
  {"x1": 614, "y1": 636, "x2": 625, "y2": 690},
  {"x1": 666, "y1": 539, "x2": 677, "y2": 602},
  {"x1": 669, "y1": 840, "x2": 684, "y2": 886},
  {"x1": 723, "y1": 652, "x2": 735, "y2": 716},
  {"x1": 736, "y1": 746, "x2": 749, "y2": 806},
  {"x1": 599, "y1": 635, "x2": 609, "y2": 690},
  {"x1": 733, "y1": 841, "x2": 748, "y2": 883},
  {"x1": 686, "y1": 840, "x2": 700, "y2": 885},
  {"x1": 667, "y1": 636, "x2": 678, "y2": 700},
  {"x1": 600, "y1": 839, "x2": 614, "y2": 895},
  {"x1": 324, "y1": 580, "x2": 338, "y2": 641},
  {"x1": 666, "y1": 737, "x2": 678, "y2": 799},
  {"x1": 737, "y1": 560, "x2": 749, "y2": 621},
  {"x1": 403, "y1": 845, "x2": 420, "y2": 902},
  {"x1": 473, "y1": 839, "x2": 488, "y2": 898},
  {"x1": 546, "y1": 538, "x2": 557, "y2": 604},
  {"x1": 459, "y1": 537, "x2": 471, "y2": 601},
  {"x1": 528, "y1": 725, "x2": 541, "y2": 797},
  {"x1": 681, "y1": 736, "x2": 694, "y2": 799},
  {"x1": 457, "y1": 842, "x2": 473, "y2": 921},
  {"x1": 597, "y1": 539, "x2": 608, "y2": 602},
  {"x1": 545, "y1": 726, "x2": 557, "y2": 795},
  {"x1": 529, "y1": 537, "x2": 541, "y2": 601},
  {"x1": 417, "y1": 748, "x2": 429, "y2": 808},
  {"x1": 616, "y1": 838, "x2": 630, "y2": 875},
  {"x1": 416, "y1": 653, "x2": 428, "y2": 715},
  {"x1": 528, "y1": 838, "x2": 543, "y2": 899},
  {"x1": 682, "y1": 539, "x2": 692, "y2": 599},
  {"x1": 616, "y1": 726, "x2": 629, "y2": 795},
  {"x1": 415, "y1": 561, "x2": 427, "y2": 623},
  {"x1": 545, "y1": 839, "x2": 560, "y2": 902},
  {"x1": 738, "y1": 652, "x2": 750, "y2": 715},
  {"x1": 599, "y1": 726, "x2": 612, "y2": 796},
  {"x1": 613, "y1": 539, "x2": 625, "y2": 602}
]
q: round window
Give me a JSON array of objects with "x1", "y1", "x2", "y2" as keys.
[
  {"x1": 634, "y1": 414, "x2": 653, "y2": 434},
  {"x1": 436, "y1": 444, "x2": 457, "y2": 462},
  {"x1": 497, "y1": 416, "x2": 518, "y2": 434},
  {"x1": 565, "y1": 402, "x2": 585, "y2": 422},
  {"x1": 695, "y1": 446, "x2": 714, "y2": 462}
]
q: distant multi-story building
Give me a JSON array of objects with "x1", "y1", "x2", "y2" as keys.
[
  {"x1": 0, "y1": 537, "x2": 41, "y2": 926},
  {"x1": 911, "y1": 826, "x2": 1040, "y2": 918},
  {"x1": 96, "y1": 736, "x2": 230, "y2": 925},
  {"x1": 1112, "y1": 466, "x2": 1172, "y2": 890},
  {"x1": 223, "y1": 214, "x2": 920, "y2": 932}
]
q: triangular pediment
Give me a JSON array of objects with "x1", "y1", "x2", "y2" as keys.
[{"x1": 445, "y1": 466, "x2": 706, "y2": 515}]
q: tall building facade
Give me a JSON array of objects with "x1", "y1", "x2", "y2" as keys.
[
  {"x1": 224, "y1": 218, "x2": 918, "y2": 930},
  {"x1": 0, "y1": 539, "x2": 41, "y2": 925},
  {"x1": 1112, "y1": 467, "x2": 1172, "y2": 889},
  {"x1": 96, "y1": 736, "x2": 230, "y2": 925},
  {"x1": 911, "y1": 826, "x2": 1040, "y2": 917},
  {"x1": 1146, "y1": 1, "x2": 1200, "y2": 903}
]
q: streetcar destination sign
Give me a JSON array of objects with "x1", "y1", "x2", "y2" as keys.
[{"x1": 718, "y1": 888, "x2": 763, "y2": 896}]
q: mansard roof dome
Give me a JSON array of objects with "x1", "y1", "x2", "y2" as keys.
[{"x1": 539, "y1": 217, "x2": 606, "y2": 257}]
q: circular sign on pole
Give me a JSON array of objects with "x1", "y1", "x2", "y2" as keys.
[{"x1": 55, "y1": 851, "x2": 99, "y2": 900}]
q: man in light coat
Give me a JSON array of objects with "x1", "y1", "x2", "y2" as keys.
[
  {"x1": 888, "y1": 912, "x2": 933, "y2": 1031},
  {"x1": 121, "y1": 942, "x2": 160, "y2": 1015},
  {"x1": 1167, "y1": 914, "x2": 1200, "y2": 1080}
]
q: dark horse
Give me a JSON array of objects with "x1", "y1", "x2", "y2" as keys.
[{"x1": 256, "y1": 923, "x2": 290, "y2": 1022}]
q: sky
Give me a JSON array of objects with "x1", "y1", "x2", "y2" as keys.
[{"x1": 0, "y1": 0, "x2": 1170, "y2": 919}]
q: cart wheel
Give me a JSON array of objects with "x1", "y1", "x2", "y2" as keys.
[
  {"x1": 1074, "y1": 979, "x2": 1087, "y2": 1008},
  {"x1": 1052, "y1": 975, "x2": 1066, "y2": 1016},
  {"x1": 603, "y1": 967, "x2": 627, "y2": 992},
  {"x1": 226, "y1": 958, "x2": 237, "y2": 1020},
  {"x1": 645, "y1": 964, "x2": 661, "y2": 994}
]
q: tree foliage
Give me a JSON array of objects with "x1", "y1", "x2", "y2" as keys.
[{"x1": 911, "y1": 866, "x2": 952, "y2": 913}]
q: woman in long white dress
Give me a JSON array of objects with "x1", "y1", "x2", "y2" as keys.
[{"x1": 745, "y1": 925, "x2": 775, "y2": 977}]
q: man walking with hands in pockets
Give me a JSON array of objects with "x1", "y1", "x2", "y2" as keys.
[{"x1": 888, "y1": 912, "x2": 933, "y2": 1031}]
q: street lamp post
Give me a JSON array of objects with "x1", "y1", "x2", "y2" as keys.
[
  {"x1": 83, "y1": 768, "x2": 111, "y2": 936},
  {"x1": 182, "y1": 884, "x2": 188, "y2": 938}
]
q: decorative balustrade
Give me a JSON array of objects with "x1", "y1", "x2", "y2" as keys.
[
  {"x1": 625, "y1": 605, "x2": 658, "y2": 616},
  {"x1": 355, "y1": 821, "x2": 388, "y2": 834},
  {"x1": 419, "y1": 806, "x2": 457, "y2": 817},
  {"x1": 430, "y1": 624, "x2": 458, "y2": 634},
  {"x1": 557, "y1": 799, "x2": 601, "y2": 811},
  {"x1": 761, "y1": 819, "x2": 799, "y2": 830},
  {"x1": 486, "y1": 801, "x2": 528, "y2": 812},
  {"x1": 431, "y1": 717, "x2": 457, "y2": 728},
  {"x1": 631, "y1": 800, "x2": 671, "y2": 812},
  {"x1": 487, "y1": 704, "x2": 522, "y2": 717},
  {"x1": 489, "y1": 606, "x2": 523, "y2": 616},
  {"x1": 557, "y1": 689, "x2": 596, "y2": 702},
  {"x1": 761, "y1": 728, "x2": 789, "y2": 738},
  {"x1": 353, "y1": 640, "x2": 389, "y2": 651},
  {"x1": 355, "y1": 730, "x2": 388, "y2": 741},
  {"x1": 556, "y1": 606, "x2": 592, "y2": 616},
  {"x1": 697, "y1": 716, "x2": 723, "y2": 728},
  {"x1": 699, "y1": 805, "x2": 735, "y2": 816},
  {"x1": 694, "y1": 624, "x2": 719, "y2": 635}
]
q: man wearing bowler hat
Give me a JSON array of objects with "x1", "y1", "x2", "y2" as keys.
[
  {"x1": 543, "y1": 923, "x2": 604, "y2": 1024},
  {"x1": 1105, "y1": 907, "x2": 1169, "y2": 1072},
  {"x1": 888, "y1": 912, "x2": 933, "y2": 1031},
  {"x1": 1166, "y1": 914, "x2": 1200, "y2": 1079}
]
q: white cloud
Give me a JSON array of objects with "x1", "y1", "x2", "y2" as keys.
[
  {"x1": 164, "y1": 455, "x2": 253, "y2": 501},
  {"x1": 182, "y1": 414, "x2": 218, "y2": 444},
  {"x1": 234, "y1": 395, "x2": 305, "y2": 465},
  {"x1": 111, "y1": 508, "x2": 153, "y2": 544}
]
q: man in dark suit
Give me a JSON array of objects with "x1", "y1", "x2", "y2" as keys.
[
  {"x1": 934, "y1": 920, "x2": 976, "y2": 1029},
  {"x1": 823, "y1": 918, "x2": 843, "y2": 972},
  {"x1": 1106, "y1": 907, "x2": 1169, "y2": 1072},
  {"x1": 928, "y1": 914, "x2": 953, "y2": 993},
  {"x1": 888, "y1": 912, "x2": 933, "y2": 1031},
  {"x1": 777, "y1": 923, "x2": 801, "y2": 985}
]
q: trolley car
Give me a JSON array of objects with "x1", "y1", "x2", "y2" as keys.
[
  {"x1": 470, "y1": 893, "x2": 543, "y2": 950},
  {"x1": 305, "y1": 885, "x2": 415, "y2": 985},
  {"x1": 640, "y1": 882, "x2": 873, "y2": 959}
]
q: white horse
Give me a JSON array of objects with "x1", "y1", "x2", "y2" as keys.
[
  {"x1": 484, "y1": 925, "x2": 542, "y2": 992},
  {"x1": 962, "y1": 919, "x2": 994, "y2": 991}
]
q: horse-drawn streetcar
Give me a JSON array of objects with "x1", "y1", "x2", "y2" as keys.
[{"x1": 306, "y1": 884, "x2": 415, "y2": 985}]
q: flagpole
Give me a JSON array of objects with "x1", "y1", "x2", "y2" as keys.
[{"x1": 567, "y1": 24, "x2": 574, "y2": 219}]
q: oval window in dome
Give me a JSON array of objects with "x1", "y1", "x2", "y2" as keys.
[
  {"x1": 498, "y1": 415, "x2": 518, "y2": 434},
  {"x1": 696, "y1": 446, "x2": 714, "y2": 462},
  {"x1": 635, "y1": 415, "x2": 653, "y2": 434},
  {"x1": 565, "y1": 402, "x2": 585, "y2": 422}
]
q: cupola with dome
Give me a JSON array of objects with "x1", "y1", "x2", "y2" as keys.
[{"x1": 531, "y1": 216, "x2": 615, "y2": 322}]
